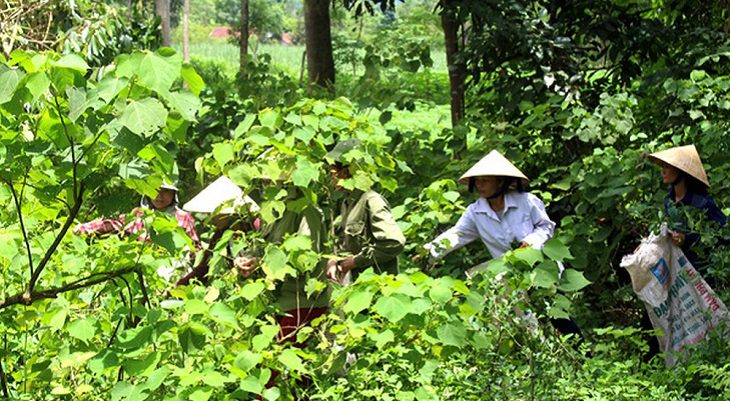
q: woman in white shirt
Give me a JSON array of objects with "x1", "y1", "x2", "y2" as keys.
[
  {"x1": 422, "y1": 150, "x2": 583, "y2": 339},
  {"x1": 424, "y1": 150, "x2": 555, "y2": 261}
]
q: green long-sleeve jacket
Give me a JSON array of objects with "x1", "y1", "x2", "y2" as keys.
[
  {"x1": 336, "y1": 189, "x2": 406, "y2": 278},
  {"x1": 260, "y1": 206, "x2": 329, "y2": 312}
]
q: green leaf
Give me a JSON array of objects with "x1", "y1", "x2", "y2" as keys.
[
  {"x1": 94, "y1": 76, "x2": 128, "y2": 103},
  {"x1": 178, "y1": 322, "x2": 209, "y2": 353},
  {"x1": 542, "y1": 238, "x2": 573, "y2": 261},
  {"x1": 234, "y1": 350, "x2": 261, "y2": 372},
  {"x1": 429, "y1": 278, "x2": 453, "y2": 304},
  {"x1": 201, "y1": 370, "x2": 231, "y2": 387},
  {"x1": 115, "y1": 52, "x2": 144, "y2": 78},
  {"x1": 548, "y1": 294, "x2": 572, "y2": 319},
  {"x1": 259, "y1": 109, "x2": 281, "y2": 128},
  {"x1": 291, "y1": 157, "x2": 320, "y2": 187},
  {"x1": 241, "y1": 281, "x2": 266, "y2": 301},
  {"x1": 293, "y1": 126, "x2": 316, "y2": 143},
  {"x1": 0, "y1": 67, "x2": 24, "y2": 104},
  {"x1": 184, "y1": 299, "x2": 209, "y2": 315},
  {"x1": 511, "y1": 247, "x2": 543, "y2": 267},
  {"x1": 88, "y1": 349, "x2": 120, "y2": 374},
  {"x1": 240, "y1": 375, "x2": 263, "y2": 394},
  {"x1": 443, "y1": 191, "x2": 460, "y2": 203},
  {"x1": 531, "y1": 261, "x2": 560, "y2": 289},
  {"x1": 66, "y1": 87, "x2": 87, "y2": 122},
  {"x1": 282, "y1": 235, "x2": 312, "y2": 251},
  {"x1": 25, "y1": 71, "x2": 50, "y2": 101},
  {"x1": 212, "y1": 142, "x2": 235, "y2": 168},
  {"x1": 123, "y1": 351, "x2": 160, "y2": 376},
  {"x1": 118, "y1": 98, "x2": 168, "y2": 137},
  {"x1": 181, "y1": 63, "x2": 205, "y2": 95},
  {"x1": 116, "y1": 326, "x2": 153, "y2": 350},
  {"x1": 261, "y1": 246, "x2": 292, "y2": 281},
  {"x1": 558, "y1": 269, "x2": 591, "y2": 292},
  {"x1": 67, "y1": 318, "x2": 96, "y2": 342},
  {"x1": 209, "y1": 302, "x2": 238, "y2": 328},
  {"x1": 252, "y1": 325, "x2": 279, "y2": 352},
  {"x1": 343, "y1": 289, "x2": 374, "y2": 315},
  {"x1": 188, "y1": 387, "x2": 213, "y2": 401},
  {"x1": 143, "y1": 367, "x2": 170, "y2": 392},
  {"x1": 233, "y1": 114, "x2": 257, "y2": 138},
  {"x1": 373, "y1": 295, "x2": 410, "y2": 322},
  {"x1": 436, "y1": 322, "x2": 467, "y2": 347},
  {"x1": 278, "y1": 349, "x2": 305, "y2": 372},
  {"x1": 369, "y1": 329, "x2": 394, "y2": 348},
  {"x1": 164, "y1": 91, "x2": 200, "y2": 121},
  {"x1": 263, "y1": 387, "x2": 281, "y2": 401},
  {"x1": 138, "y1": 51, "x2": 181, "y2": 94},
  {"x1": 51, "y1": 54, "x2": 89, "y2": 73}
]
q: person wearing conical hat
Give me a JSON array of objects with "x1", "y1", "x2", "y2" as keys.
[
  {"x1": 176, "y1": 176, "x2": 261, "y2": 286},
  {"x1": 423, "y1": 150, "x2": 555, "y2": 261},
  {"x1": 73, "y1": 180, "x2": 199, "y2": 246},
  {"x1": 648, "y1": 145, "x2": 726, "y2": 275},
  {"x1": 421, "y1": 150, "x2": 584, "y2": 339}
]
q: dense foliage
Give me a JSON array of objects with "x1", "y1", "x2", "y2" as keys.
[{"x1": 2, "y1": 0, "x2": 730, "y2": 400}]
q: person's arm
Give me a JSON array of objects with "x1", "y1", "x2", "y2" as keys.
[
  {"x1": 349, "y1": 194, "x2": 406, "y2": 271},
  {"x1": 73, "y1": 215, "x2": 125, "y2": 235},
  {"x1": 424, "y1": 205, "x2": 479, "y2": 262},
  {"x1": 520, "y1": 194, "x2": 556, "y2": 248},
  {"x1": 176, "y1": 210, "x2": 201, "y2": 248}
]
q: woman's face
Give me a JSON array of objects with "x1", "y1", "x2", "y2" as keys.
[
  {"x1": 152, "y1": 188, "x2": 176, "y2": 210},
  {"x1": 474, "y1": 176, "x2": 503, "y2": 199},
  {"x1": 660, "y1": 162, "x2": 681, "y2": 185}
]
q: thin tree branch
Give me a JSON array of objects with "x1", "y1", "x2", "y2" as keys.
[
  {"x1": 0, "y1": 265, "x2": 136, "y2": 310},
  {"x1": 4, "y1": 177, "x2": 34, "y2": 278},
  {"x1": 136, "y1": 270, "x2": 150, "y2": 308},
  {"x1": 0, "y1": 355, "x2": 8, "y2": 398},
  {"x1": 52, "y1": 92, "x2": 77, "y2": 199},
  {"x1": 27, "y1": 182, "x2": 85, "y2": 293}
]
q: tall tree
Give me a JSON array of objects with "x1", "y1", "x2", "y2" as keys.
[
  {"x1": 240, "y1": 0, "x2": 249, "y2": 71},
  {"x1": 304, "y1": 0, "x2": 335, "y2": 90},
  {"x1": 183, "y1": 0, "x2": 190, "y2": 61},
  {"x1": 155, "y1": 0, "x2": 172, "y2": 46},
  {"x1": 441, "y1": 9, "x2": 465, "y2": 126}
]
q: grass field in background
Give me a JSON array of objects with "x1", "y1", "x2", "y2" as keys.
[{"x1": 176, "y1": 41, "x2": 448, "y2": 77}]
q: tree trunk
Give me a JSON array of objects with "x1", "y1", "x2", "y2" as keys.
[
  {"x1": 155, "y1": 0, "x2": 172, "y2": 46},
  {"x1": 240, "y1": 0, "x2": 249, "y2": 71},
  {"x1": 442, "y1": 11, "x2": 465, "y2": 127},
  {"x1": 182, "y1": 0, "x2": 190, "y2": 61},
  {"x1": 304, "y1": 0, "x2": 335, "y2": 91}
]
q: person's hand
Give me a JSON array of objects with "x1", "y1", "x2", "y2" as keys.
[
  {"x1": 234, "y1": 256, "x2": 257, "y2": 278},
  {"x1": 326, "y1": 256, "x2": 354, "y2": 283},
  {"x1": 669, "y1": 231, "x2": 686, "y2": 247}
]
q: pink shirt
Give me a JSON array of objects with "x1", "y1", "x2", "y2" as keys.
[{"x1": 74, "y1": 207, "x2": 199, "y2": 246}]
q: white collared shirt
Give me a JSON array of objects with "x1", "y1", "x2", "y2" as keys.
[{"x1": 425, "y1": 191, "x2": 555, "y2": 260}]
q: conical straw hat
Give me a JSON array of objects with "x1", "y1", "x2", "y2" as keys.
[
  {"x1": 458, "y1": 150, "x2": 528, "y2": 184},
  {"x1": 183, "y1": 176, "x2": 260, "y2": 214},
  {"x1": 648, "y1": 145, "x2": 709, "y2": 187}
]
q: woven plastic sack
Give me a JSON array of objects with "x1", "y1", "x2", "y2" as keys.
[{"x1": 621, "y1": 224, "x2": 729, "y2": 366}]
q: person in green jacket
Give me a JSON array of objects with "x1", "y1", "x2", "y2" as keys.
[
  {"x1": 325, "y1": 139, "x2": 406, "y2": 283},
  {"x1": 237, "y1": 186, "x2": 329, "y2": 321}
]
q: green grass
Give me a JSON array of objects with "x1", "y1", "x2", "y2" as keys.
[{"x1": 176, "y1": 41, "x2": 448, "y2": 77}]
